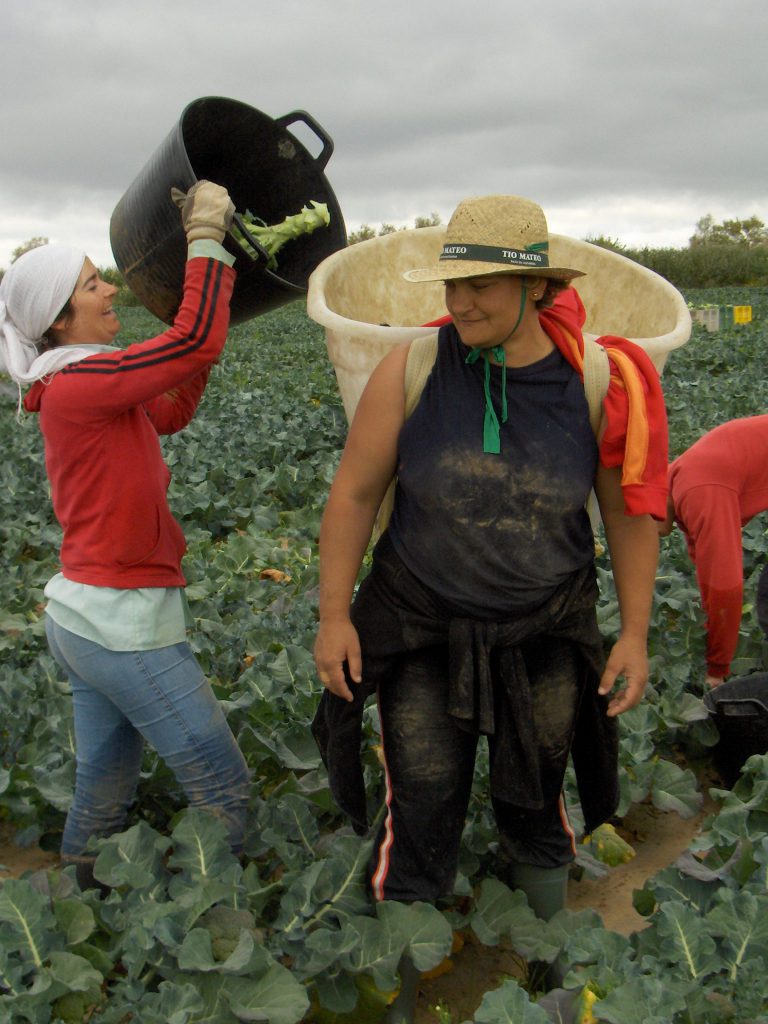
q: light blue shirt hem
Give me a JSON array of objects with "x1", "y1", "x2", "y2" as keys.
[{"x1": 44, "y1": 574, "x2": 190, "y2": 652}]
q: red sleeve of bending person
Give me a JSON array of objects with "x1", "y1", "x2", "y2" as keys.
[
  {"x1": 28, "y1": 258, "x2": 235, "y2": 423},
  {"x1": 677, "y1": 484, "x2": 745, "y2": 678}
]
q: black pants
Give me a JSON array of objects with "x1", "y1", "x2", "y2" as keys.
[
  {"x1": 312, "y1": 532, "x2": 617, "y2": 902},
  {"x1": 368, "y1": 636, "x2": 583, "y2": 903}
]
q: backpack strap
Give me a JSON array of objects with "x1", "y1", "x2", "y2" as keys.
[
  {"x1": 581, "y1": 337, "x2": 611, "y2": 547},
  {"x1": 404, "y1": 332, "x2": 439, "y2": 417},
  {"x1": 582, "y1": 336, "x2": 611, "y2": 436},
  {"x1": 373, "y1": 333, "x2": 439, "y2": 539}
]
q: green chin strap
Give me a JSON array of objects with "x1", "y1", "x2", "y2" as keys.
[{"x1": 464, "y1": 282, "x2": 528, "y2": 454}]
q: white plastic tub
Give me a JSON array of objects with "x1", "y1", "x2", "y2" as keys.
[{"x1": 307, "y1": 226, "x2": 692, "y2": 422}]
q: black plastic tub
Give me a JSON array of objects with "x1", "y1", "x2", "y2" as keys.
[
  {"x1": 704, "y1": 673, "x2": 768, "y2": 787},
  {"x1": 110, "y1": 96, "x2": 347, "y2": 324}
]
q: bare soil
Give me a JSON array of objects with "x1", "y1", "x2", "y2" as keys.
[
  {"x1": 0, "y1": 797, "x2": 717, "y2": 1024},
  {"x1": 0, "y1": 823, "x2": 59, "y2": 878}
]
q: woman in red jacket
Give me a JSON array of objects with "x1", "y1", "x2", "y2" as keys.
[{"x1": 0, "y1": 181, "x2": 250, "y2": 888}]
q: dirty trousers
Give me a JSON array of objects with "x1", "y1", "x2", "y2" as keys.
[
  {"x1": 369, "y1": 636, "x2": 584, "y2": 902},
  {"x1": 312, "y1": 531, "x2": 616, "y2": 904}
]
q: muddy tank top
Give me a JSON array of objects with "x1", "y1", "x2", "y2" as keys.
[{"x1": 387, "y1": 324, "x2": 598, "y2": 618}]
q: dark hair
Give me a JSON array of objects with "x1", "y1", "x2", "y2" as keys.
[
  {"x1": 43, "y1": 297, "x2": 75, "y2": 349},
  {"x1": 535, "y1": 279, "x2": 569, "y2": 309}
]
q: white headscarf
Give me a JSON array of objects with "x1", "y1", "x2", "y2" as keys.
[{"x1": 0, "y1": 243, "x2": 112, "y2": 386}]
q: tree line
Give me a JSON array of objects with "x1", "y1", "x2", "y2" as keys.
[{"x1": 587, "y1": 215, "x2": 768, "y2": 289}]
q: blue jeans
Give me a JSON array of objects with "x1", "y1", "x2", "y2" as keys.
[{"x1": 46, "y1": 617, "x2": 250, "y2": 855}]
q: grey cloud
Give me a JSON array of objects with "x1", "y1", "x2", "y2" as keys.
[{"x1": 1, "y1": 0, "x2": 766, "y2": 267}]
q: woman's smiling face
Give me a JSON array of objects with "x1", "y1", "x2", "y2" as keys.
[
  {"x1": 51, "y1": 258, "x2": 120, "y2": 346},
  {"x1": 445, "y1": 273, "x2": 533, "y2": 350}
]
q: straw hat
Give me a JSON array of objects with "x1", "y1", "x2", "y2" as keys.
[{"x1": 403, "y1": 194, "x2": 585, "y2": 283}]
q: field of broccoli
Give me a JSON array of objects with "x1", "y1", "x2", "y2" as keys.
[{"x1": 2, "y1": 287, "x2": 768, "y2": 1023}]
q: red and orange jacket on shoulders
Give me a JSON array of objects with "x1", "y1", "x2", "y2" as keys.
[{"x1": 425, "y1": 286, "x2": 669, "y2": 519}]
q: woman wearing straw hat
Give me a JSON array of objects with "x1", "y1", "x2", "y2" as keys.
[
  {"x1": 0, "y1": 181, "x2": 251, "y2": 890},
  {"x1": 312, "y1": 195, "x2": 668, "y2": 1016}
]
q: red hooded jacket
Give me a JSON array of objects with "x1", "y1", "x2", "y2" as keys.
[{"x1": 24, "y1": 257, "x2": 235, "y2": 588}]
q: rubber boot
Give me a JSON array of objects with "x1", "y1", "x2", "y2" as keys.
[
  {"x1": 60, "y1": 855, "x2": 111, "y2": 899},
  {"x1": 505, "y1": 861, "x2": 569, "y2": 921},
  {"x1": 505, "y1": 862, "x2": 569, "y2": 991},
  {"x1": 384, "y1": 954, "x2": 420, "y2": 1024}
]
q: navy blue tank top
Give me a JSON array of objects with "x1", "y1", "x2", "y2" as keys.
[{"x1": 387, "y1": 324, "x2": 598, "y2": 618}]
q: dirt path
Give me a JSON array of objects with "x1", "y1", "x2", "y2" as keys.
[
  {"x1": 0, "y1": 799, "x2": 715, "y2": 1023},
  {"x1": 0, "y1": 823, "x2": 58, "y2": 878}
]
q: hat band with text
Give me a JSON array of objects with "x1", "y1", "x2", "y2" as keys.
[{"x1": 438, "y1": 243, "x2": 549, "y2": 268}]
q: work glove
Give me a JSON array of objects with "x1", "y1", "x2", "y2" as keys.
[{"x1": 170, "y1": 180, "x2": 235, "y2": 244}]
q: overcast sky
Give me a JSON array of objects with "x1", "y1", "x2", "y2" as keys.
[{"x1": 2, "y1": 0, "x2": 767, "y2": 270}]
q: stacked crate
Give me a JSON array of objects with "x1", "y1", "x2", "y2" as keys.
[{"x1": 691, "y1": 305, "x2": 753, "y2": 332}]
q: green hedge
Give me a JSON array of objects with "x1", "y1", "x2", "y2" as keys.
[{"x1": 602, "y1": 243, "x2": 768, "y2": 290}]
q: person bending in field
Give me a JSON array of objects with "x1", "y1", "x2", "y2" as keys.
[
  {"x1": 0, "y1": 181, "x2": 250, "y2": 891},
  {"x1": 658, "y1": 415, "x2": 768, "y2": 688}
]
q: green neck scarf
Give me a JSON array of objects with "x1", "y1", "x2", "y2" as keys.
[{"x1": 464, "y1": 282, "x2": 528, "y2": 454}]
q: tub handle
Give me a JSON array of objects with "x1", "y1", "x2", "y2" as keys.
[
  {"x1": 274, "y1": 110, "x2": 335, "y2": 170},
  {"x1": 228, "y1": 212, "x2": 271, "y2": 266}
]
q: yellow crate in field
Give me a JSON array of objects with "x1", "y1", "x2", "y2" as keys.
[{"x1": 733, "y1": 305, "x2": 752, "y2": 323}]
